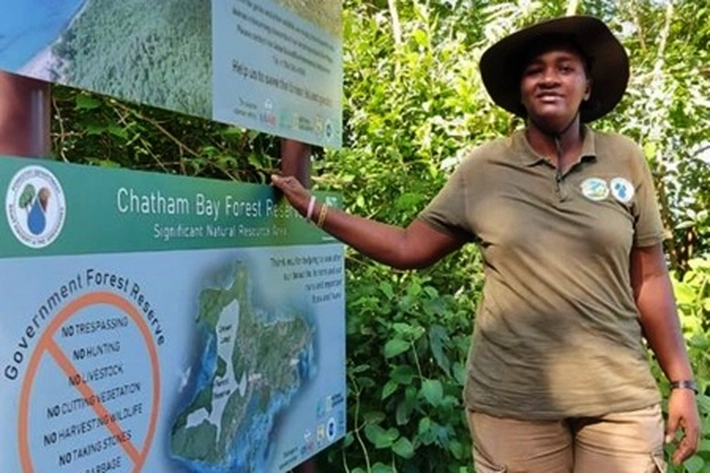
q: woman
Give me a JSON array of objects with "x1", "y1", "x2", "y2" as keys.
[{"x1": 272, "y1": 16, "x2": 700, "y2": 472}]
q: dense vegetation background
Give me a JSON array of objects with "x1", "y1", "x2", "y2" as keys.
[{"x1": 46, "y1": 0, "x2": 710, "y2": 471}]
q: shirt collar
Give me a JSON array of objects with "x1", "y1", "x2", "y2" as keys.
[{"x1": 511, "y1": 125, "x2": 597, "y2": 166}]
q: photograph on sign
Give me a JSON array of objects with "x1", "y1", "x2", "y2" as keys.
[
  {"x1": 0, "y1": 156, "x2": 346, "y2": 472},
  {"x1": 0, "y1": 0, "x2": 343, "y2": 148}
]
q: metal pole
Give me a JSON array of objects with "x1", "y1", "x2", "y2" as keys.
[
  {"x1": 280, "y1": 139, "x2": 312, "y2": 187},
  {"x1": 280, "y1": 138, "x2": 317, "y2": 473},
  {"x1": 0, "y1": 70, "x2": 51, "y2": 158}
]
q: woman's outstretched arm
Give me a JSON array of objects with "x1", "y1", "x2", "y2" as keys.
[{"x1": 271, "y1": 174, "x2": 464, "y2": 270}]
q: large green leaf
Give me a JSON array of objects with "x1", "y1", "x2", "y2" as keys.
[
  {"x1": 371, "y1": 463, "x2": 395, "y2": 473},
  {"x1": 428, "y1": 324, "x2": 451, "y2": 375},
  {"x1": 684, "y1": 456, "x2": 705, "y2": 473},
  {"x1": 421, "y1": 379, "x2": 444, "y2": 407},
  {"x1": 363, "y1": 411, "x2": 386, "y2": 424},
  {"x1": 364, "y1": 424, "x2": 399, "y2": 449},
  {"x1": 74, "y1": 94, "x2": 102, "y2": 110},
  {"x1": 390, "y1": 365, "x2": 415, "y2": 385},
  {"x1": 382, "y1": 380, "x2": 398, "y2": 400},
  {"x1": 392, "y1": 437, "x2": 415, "y2": 459},
  {"x1": 384, "y1": 338, "x2": 410, "y2": 358}
]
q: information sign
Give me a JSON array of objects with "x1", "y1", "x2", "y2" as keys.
[
  {"x1": 0, "y1": 0, "x2": 343, "y2": 147},
  {"x1": 0, "y1": 156, "x2": 346, "y2": 472}
]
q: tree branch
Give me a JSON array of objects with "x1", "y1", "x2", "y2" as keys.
[
  {"x1": 565, "y1": 0, "x2": 580, "y2": 16},
  {"x1": 388, "y1": 0, "x2": 402, "y2": 46}
]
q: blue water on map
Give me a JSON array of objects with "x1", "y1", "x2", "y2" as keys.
[
  {"x1": 0, "y1": 0, "x2": 86, "y2": 70},
  {"x1": 172, "y1": 322, "x2": 316, "y2": 473}
]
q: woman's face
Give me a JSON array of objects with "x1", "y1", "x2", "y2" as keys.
[{"x1": 519, "y1": 41, "x2": 591, "y2": 130}]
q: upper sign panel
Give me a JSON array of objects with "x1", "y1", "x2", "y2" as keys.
[{"x1": 0, "y1": 0, "x2": 343, "y2": 148}]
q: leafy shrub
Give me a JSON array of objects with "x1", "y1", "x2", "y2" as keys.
[{"x1": 663, "y1": 260, "x2": 710, "y2": 473}]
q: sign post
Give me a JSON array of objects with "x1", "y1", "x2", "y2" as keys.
[
  {"x1": 0, "y1": 71, "x2": 50, "y2": 157},
  {"x1": 280, "y1": 138, "x2": 315, "y2": 473}
]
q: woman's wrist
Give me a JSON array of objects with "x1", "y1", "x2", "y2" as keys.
[{"x1": 670, "y1": 379, "x2": 698, "y2": 395}]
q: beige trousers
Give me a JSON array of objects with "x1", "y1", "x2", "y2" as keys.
[{"x1": 467, "y1": 405, "x2": 666, "y2": 473}]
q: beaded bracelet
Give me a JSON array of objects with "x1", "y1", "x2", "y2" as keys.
[{"x1": 305, "y1": 195, "x2": 317, "y2": 221}]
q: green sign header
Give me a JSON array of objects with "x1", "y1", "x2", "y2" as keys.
[{"x1": 1, "y1": 155, "x2": 338, "y2": 258}]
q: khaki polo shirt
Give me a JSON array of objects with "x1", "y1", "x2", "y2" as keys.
[{"x1": 419, "y1": 126, "x2": 664, "y2": 419}]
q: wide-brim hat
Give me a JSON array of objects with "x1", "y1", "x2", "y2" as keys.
[{"x1": 479, "y1": 16, "x2": 629, "y2": 123}]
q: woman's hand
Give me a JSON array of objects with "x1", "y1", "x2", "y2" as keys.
[
  {"x1": 665, "y1": 388, "x2": 701, "y2": 465},
  {"x1": 271, "y1": 174, "x2": 311, "y2": 217}
]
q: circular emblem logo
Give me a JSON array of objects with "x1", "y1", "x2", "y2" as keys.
[
  {"x1": 5, "y1": 166, "x2": 66, "y2": 248},
  {"x1": 610, "y1": 177, "x2": 635, "y2": 203},
  {"x1": 326, "y1": 417, "x2": 337, "y2": 442},
  {"x1": 580, "y1": 178, "x2": 609, "y2": 201}
]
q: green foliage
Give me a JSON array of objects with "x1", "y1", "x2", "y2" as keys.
[
  {"x1": 311, "y1": 6, "x2": 490, "y2": 468},
  {"x1": 331, "y1": 270, "x2": 475, "y2": 472},
  {"x1": 51, "y1": 85, "x2": 280, "y2": 182},
  {"x1": 612, "y1": 1, "x2": 710, "y2": 269},
  {"x1": 276, "y1": 0, "x2": 343, "y2": 37}
]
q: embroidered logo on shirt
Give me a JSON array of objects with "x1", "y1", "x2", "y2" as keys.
[
  {"x1": 580, "y1": 178, "x2": 609, "y2": 201},
  {"x1": 610, "y1": 177, "x2": 635, "y2": 203}
]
